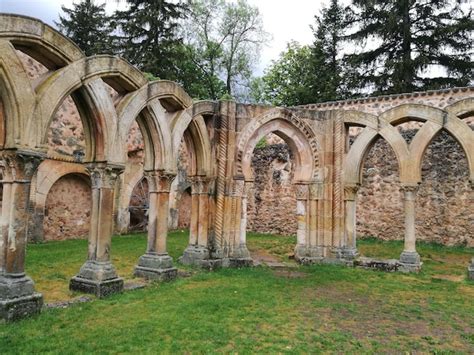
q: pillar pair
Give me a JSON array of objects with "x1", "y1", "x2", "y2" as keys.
[
  {"x1": 0, "y1": 150, "x2": 43, "y2": 321},
  {"x1": 227, "y1": 179, "x2": 252, "y2": 266},
  {"x1": 71, "y1": 167, "x2": 177, "y2": 295},
  {"x1": 180, "y1": 177, "x2": 213, "y2": 267},
  {"x1": 133, "y1": 170, "x2": 177, "y2": 281},
  {"x1": 294, "y1": 182, "x2": 324, "y2": 263}
]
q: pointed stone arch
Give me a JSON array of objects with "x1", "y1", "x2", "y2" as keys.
[{"x1": 235, "y1": 108, "x2": 321, "y2": 182}]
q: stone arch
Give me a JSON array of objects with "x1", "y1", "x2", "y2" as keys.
[
  {"x1": 380, "y1": 104, "x2": 474, "y2": 184},
  {"x1": 0, "y1": 40, "x2": 35, "y2": 148},
  {"x1": 171, "y1": 107, "x2": 213, "y2": 177},
  {"x1": 0, "y1": 14, "x2": 85, "y2": 69},
  {"x1": 117, "y1": 80, "x2": 191, "y2": 171},
  {"x1": 445, "y1": 97, "x2": 474, "y2": 119},
  {"x1": 30, "y1": 55, "x2": 147, "y2": 162},
  {"x1": 235, "y1": 108, "x2": 320, "y2": 182},
  {"x1": 28, "y1": 159, "x2": 88, "y2": 242}
]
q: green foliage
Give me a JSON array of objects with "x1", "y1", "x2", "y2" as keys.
[
  {"x1": 344, "y1": 0, "x2": 474, "y2": 94},
  {"x1": 185, "y1": 0, "x2": 269, "y2": 99},
  {"x1": 259, "y1": 41, "x2": 316, "y2": 106},
  {"x1": 257, "y1": 0, "x2": 348, "y2": 106},
  {"x1": 113, "y1": 0, "x2": 188, "y2": 82},
  {"x1": 143, "y1": 72, "x2": 159, "y2": 81},
  {"x1": 311, "y1": 0, "x2": 348, "y2": 102},
  {"x1": 55, "y1": 0, "x2": 114, "y2": 56},
  {"x1": 1, "y1": 232, "x2": 473, "y2": 352},
  {"x1": 255, "y1": 137, "x2": 267, "y2": 149},
  {"x1": 219, "y1": 93, "x2": 234, "y2": 100}
]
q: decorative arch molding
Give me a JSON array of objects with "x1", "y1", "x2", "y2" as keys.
[
  {"x1": 445, "y1": 98, "x2": 474, "y2": 119},
  {"x1": 343, "y1": 104, "x2": 474, "y2": 185},
  {"x1": 0, "y1": 14, "x2": 84, "y2": 68},
  {"x1": 116, "y1": 80, "x2": 191, "y2": 171},
  {"x1": 0, "y1": 40, "x2": 36, "y2": 147},
  {"x1": 27, "y1": 55, "x2": 147, "y2": 163},
  {"x1": 235, "y1": 108, "x2": 321, "y2": 182},
  {"x1": 170, "y1": 105, "x2": 214, "y2": 177}
]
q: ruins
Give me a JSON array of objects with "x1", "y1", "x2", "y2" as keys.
[{"x1": 0, "y1": 14, "x2": 473, "y2": 321}]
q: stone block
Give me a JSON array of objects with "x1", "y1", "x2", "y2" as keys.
[
  {"x1": 133, "y1": 266, "x2": 178, "y2": 282},
  {"x1": 0, "y1": 293, "x2": 43, "y2": 322},
  {"x1": 468, "y1": 260, "x2": 474, "y2": 281},
  {"x1": 134, "y1": 253, "x2": 178, "y2": 281},
  {"x1": 69, "y1": 276, "x2": 124, "y2": 298}
]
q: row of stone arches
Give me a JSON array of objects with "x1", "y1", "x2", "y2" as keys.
[
  {"x1": 0, "y1": 14, "x2": 217, "y2": 319},
  {"x1": 0, "y1": 13, "x2": 472, "y2": 322},
  {"x1": 342, "y1": 102, "x2": 474, "y2": 269}
]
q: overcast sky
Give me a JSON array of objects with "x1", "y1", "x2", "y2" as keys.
[{"x1": 0, "y1": 0, "x2": 334, "y2": 75}]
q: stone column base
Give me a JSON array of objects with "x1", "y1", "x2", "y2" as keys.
[
  {"x1": 294, "y1": 245, "x2": 324, "y2": 265},
  {"x1": 341, "y1": 247, "x2": 358, "y2": 261},
  {"x1": 468, "y1": 261, "x2": 474, "y2": 280},
  {"x1": 179, "y1": 245, "x2": 211, "y2": 267},
  {"x1": 227, "y1": 244, "x2": 253, "y2": 267},
  {"x1": 70, "y1": 277, "x2": 124, "y2": 298},
  {"x1": 0, "y1": 275, "x2": 43, "y2": 322},
  {"x1": 134, "y1": 253, "x2": 177, "y2": 281},
  {"x1": 70, "y1": 260, "x2": 124, "y2": 298},
  {"x1": 226, "y1": 257, "x2": 254, "y2": 268},
  {"x1": 399, "y1": 251, "x2": 422, "y2": 273}
]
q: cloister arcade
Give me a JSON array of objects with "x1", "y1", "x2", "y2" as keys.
[{"x1": 0, "y1": 14, "x2": 473, "y2": 321}]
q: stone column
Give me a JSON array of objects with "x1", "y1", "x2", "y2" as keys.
[
  {"x1": 228, "y1": 179, "x2": 252, "y2": 266},
  {"x1": 179, "y1": 177, "x2": 213, "y2": 267},
  {"x1": 294, "y1": 183, "x2": 309, "y2": 262},
  {"x1": 342, "y1": 184, "x2": 359, "y2": 260},
  {"x1": 399, "y1": 184, "x2": 422, "y2": 272},
  {"x1": 468, "y1": 258, "x2": 474, "y2": 280},
  {"x1": 0, "y1": 150, "x2": 43, "y2": 321},
  {"x1": 70, "y1": 163, "x2": 124, "y2": 297},
  {"x1": 134, "y1": 171, "x2": 177, "y2": 281}
]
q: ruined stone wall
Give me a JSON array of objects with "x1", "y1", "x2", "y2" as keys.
[
  {"x1": 246, "y1": 143, "x2": 297, "y2": 236},
  {"x1": 43, "y1": 174, "x2": 91, "y2": 241},
  {"x1": 247, "y1": 127, "x2": 473, "y2": 246}
]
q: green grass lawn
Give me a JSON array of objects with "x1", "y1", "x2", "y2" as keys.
[{"x1": 1, "y1": 231, "x2": 473, "y2": 353}]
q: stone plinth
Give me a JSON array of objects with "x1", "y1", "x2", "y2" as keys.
[
  {"x1": 0, "y1": 276, "x2": 43, "y2": 322},
  {"x1": 468, "y1": 259, "x2": 474, "y2": 280},
  {"x1": 70, "y1": 261, "x2": 124, "y2": 298},
  {"x1": 398, "y1": 251, "x2": 422, "y2": 273},
  {"x1": 134, "y1": 254, "x2": 177, "y2": 281}
]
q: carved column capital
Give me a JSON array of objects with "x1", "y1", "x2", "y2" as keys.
[
  {"x1": 190, "y1": 176, "x2": 213, "y2": 195},
  {"x1": 344, "y1": 184, "x2": 360, "y2": 201},
  {"x1": 295, "y1": 183, "x2": 309, "y2": 201},
  {"x1": 400, "y1": 183, "x2": 419, "y2": 201},
  {"x1": 145, "y1": 170, "x2": 175, "y2": 193},
  {"x1": 0, "y1": 149, "x2": 44, "y2": 182},
  {"x1": 230, "y1": 179, "x2": 245, "y2": 197},
  {"x1": 86, "y1": 163, "x2": 124, "y2": 189},
  {"x1": 309, "y1": 182, "x2": 324, "y2": 201}
]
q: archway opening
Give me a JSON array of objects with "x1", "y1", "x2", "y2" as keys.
[
  {"x1": 356, "y1": 135, "x2": 404, "y2": 259},
  {"x1": 419, "y1": 130, "x2": 473, "y2": 247},
  {"x1": 43, "y1": 173, "x2": 91, "y2": 241},
  {"x1": 245, "y1": 132, "x2": 298, "y2": 265}
]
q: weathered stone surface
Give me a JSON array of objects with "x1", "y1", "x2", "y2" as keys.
[
  {"x1": 1, "y1": 14, "x2": 473, "y2": 322},
  {"x1": 69, "y1": 277, "x2": 124, "y2": 298}
]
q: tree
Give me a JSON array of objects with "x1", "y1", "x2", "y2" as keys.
[
  {"x1": 311, "y1": 0, "x2": 348, "y2": 102},
  {"x1": 257, "y1": 0, "x2": 347, "y2": 106},
  {"x1": 259, "y1": 41, "x2": 315, "y2": 106},
  {"x1": 114, "y1": 0, "x2": 188, "y2": 81},
  {"x1": 55, "y1": 0, "x2": 114, "y2": 56},
  {"x1": 345, "y1": 0, "x2": 473, "y2": 94},
  {"x1": 184, "y1": 0, "x2": 269, "y2": 99}
]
